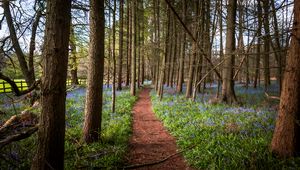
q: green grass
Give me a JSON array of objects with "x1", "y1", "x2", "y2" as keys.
[
  {"x1": 64, "y1": 88, "x2": 137, "y2": 169},
  {"x1": 0, "y1": 79, "x2": 29, "y2": 93},
  {"x1": 0, "y1": 87, "x2": 137, "y2": 169},
  {"x1": 0, "y1": 79, "x2": 87, "y2": 93},
  {"x1": 151, "y1": 85, "x2": 300, "y2": 169}
]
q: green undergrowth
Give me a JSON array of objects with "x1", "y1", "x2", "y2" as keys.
[
  {"x1": 151, "y1": 85, "x2": 300, "y2": 169},
  {"x1": 0, "y1": 79, "x2": 29, "y2": 93},
  {"x1": 64, "y1": 88, "x2": 137, "y2": 169},
  {"x1": 0, "y1": 87, "x2": 137, "y2": 169}
]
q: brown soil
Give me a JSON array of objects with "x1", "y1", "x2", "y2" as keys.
[{"x1": 125, "y1": 88, "x2": 193, "y2": 170}]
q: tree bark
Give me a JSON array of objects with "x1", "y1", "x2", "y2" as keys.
[
  {"x1": 186, "y1": 41, "x2": 196, "y2": 98},
  {"x1": 221, "y1": 0, "x2": 238, "y2": 104},
  {"x1": 69, "y1": 25, "x2": 79, "y2": 85},
  {"x1": 262, "y1": 0, "x2": 271, "y2": 89},
  {"x1": 112, "y1": 0, "x2": 117, "y2": 113},
  {"x1": 154, "y1": 0, "x2": 160, "y2": 92},
  {"x1": 141, "y1": 0, "x2": 145, "y2": 84},
  {"x1": 158, "y1": 4, "x2": 170, "y2": 99},
  {"x1": 270, "y1": 0, "x2": 283, "y2": 92},
  {"x1": 217, "y1": 0, "x2": 223, "y2": 97},
  {"x1": 170, "y1": 15, "x2": 177, "y2": 88},
  {"x1": 82, "y1": 0, "x2": 105, "y2": 143},
  {"x1": 31, "y1": 0, "x2": 71, "y2": 169},
  {"x1": 130, "y1": 0, "x2": 137, "y2": 96},
  {"x1": 271, "y1": 0, "x2": 300, "y2": 157},
  {"x1": 176, "y1": 0, "x2": 186, "y2": 93},
  {"x1": 126, "y1": 0, "x2": 131, "y2": 86},
  {"x1": 117, "y1": 0, "x2": 124, "y2": 90},
  {"x1": 107, "y1": 9, "x2": 111, "y2": 88},
  {"x1": 254, "y1": 0, "x2": 263, "y2": 89}
]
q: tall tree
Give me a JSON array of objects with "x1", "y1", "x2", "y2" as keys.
[
  {"x1": 112, "y1": 0, "x2": 117, "y2": 112},
  {"x1": 221, "y1": 0, "x2": 238, "y2": 104},
  {"x1": 126, "y1": 0, "x2": 131, "y2": 86},
  {"x1": 130, "y1": 0, "x2": 137, "y2": 96},
  {"x1": 254, "y1": 0, "x2": 263, "y2": 89},
  {"x1": 31, "y1": 0, "x2": 71, "y2": 169},
  {"x1": 82, "y1": 0, "x2": 105, "y2": 143},
  {"x1": 262, "y1": 0, "x2": 271, "y2": 88},
  {"x1": 157, "y1": 3, "x2": 170, "y2": 99},
  {"x1": 270, "y1": 0, "x2": 283, "y2": 92},
  {"x1": 186, "y1": 1, "x2": 199, "y2": 98},
  {"x1": 176, "y1": 0, "x2": 186, "y2": 93},
  {"x1": 137, "y1": 0, "x2": 141, "y2": 88},
  {"x1": 141, "y1": 0, "x2": 145, "y2": 85},
  {"x1": 271, "y1": 1, "x2": 300, "y2": 157},
  {"x1": 169, "y1": 14, "x2": 177, "y2": 88},
  {"x1": 2, "y1": 0, "x2": 42, "y2": 86},
  {"x1": 107, "y1": 9, "x2": 112, "y2": 88},
  {"x1": 69, "y1": 25, "x2": 79, "y2": 85},
  {"x1": 217, "y1": 0, "x2": 223, "y2": 97},
  {"x1": 154, "y1": 0, "x2": 160, "y2": 91},
  {"x1": 117, "y1": 0, "x2": 124, "y2": 90}
]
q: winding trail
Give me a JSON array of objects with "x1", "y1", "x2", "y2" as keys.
[{"x1": 126, "y1": 88, "x2": 193, "y2": 170}]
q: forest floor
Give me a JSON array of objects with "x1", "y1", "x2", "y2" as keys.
[{"x1": 125, "y1": 88, "x2": 193, "y2": 170}]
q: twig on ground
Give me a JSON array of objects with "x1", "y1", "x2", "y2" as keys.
[
  {"x1": 264, "y1": 92, "x2": 280, "y2": 100},
  {"x1": 123, "y1": 144, "x2": 196, "y2": 169}
]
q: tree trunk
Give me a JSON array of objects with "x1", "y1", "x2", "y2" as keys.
[
  {"x1": 254, "y1": 0, "x2": 262, "y2": 89},
  {"x1": 221, "y1": 0, "x2": 237, "y2": 104},
  {"x1": 117, "y1": 0, "x2": 124, "y2": 90},
  {"x1": 154, "y1": 0, "x2": 160, "y2": 92},
  {"x1": 237, "y1": 0, "x2": 244, "y2": 84},
  {"x1": 141, "y1": 0, "x2": 145, "y2": 84},
  {"x1": 137, "y1": 1, "x2": 140, "y2": 89},
  {"x1": 262, "y1": 0, "x2": 271, "y2": 89},
  {"x1": 176, "y1": 0, "x2": 186, "y2": 93},
  {"x1": 31, "y1": 0, "x2": 71, "y2": 169},
  {"x1": 217, "y1": 0, "x2": 223, "y2": 97},
  {"x1": 271, "y1": 0, "x2": 300, "y2": 157},
  {"x1": 82, "y1": 0, "x2": 105, "y2": 143},
  {"x1": 112, "y1": 0, "x2": 117, "y2": 112},
  {"x1": 107, "y1": 10, "x2": 111, "y2": 88},
  {"x1": 170, "y1": 16, "x2": 177, "y2": 88},
  {"x1": 186, "y1": 35, "x2": 196, "y2": 98},
  {"x1": 126, "y1": 0, "x2": 131, "y2": 86},
  {"x1": 270, "y1": 0, "x2": 283, "y2": 92},
  {"x1": 3, "y1": 0, "x2": 36, "y2": 86},
  {"x1": 69, "y1": 25, "x2": 79, "y2": 85},
  {"x1": 130, "y1": 0, "x2": 137, "y2": 96},
  {"x1": 158, "y1": 4, "x2": 170, "y2": 99}
]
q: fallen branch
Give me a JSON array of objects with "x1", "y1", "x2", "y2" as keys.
[
  {"x1": 123, "y1": 144, "x2": 196, "y2": 169},
  {"x1": 264, "y1": 92, "x2": 280, "y2": 100},
  {"x1": 192, "y1": 59, "x2": 226, "y2": 101},
  {"x1": 0, "y1": 125, "x2": 38, "y2": 148},
  {"x1": 0, "y1": 111, "x2": 39, "y2": 149}
]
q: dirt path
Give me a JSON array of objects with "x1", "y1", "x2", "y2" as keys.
[{"x1": 125, "y1": 88, "x2": 193, "y2": 170}]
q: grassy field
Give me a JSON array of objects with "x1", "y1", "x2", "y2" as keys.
[{"x1": 0, "y1": 79, "x2": 28, "y2": 93}]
